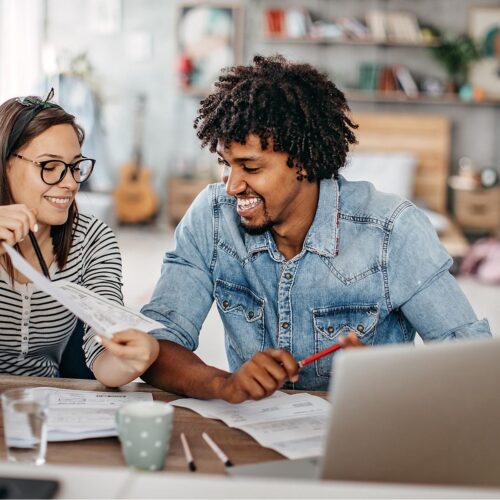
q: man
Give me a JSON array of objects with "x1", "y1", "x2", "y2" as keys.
[{"x1": 141, "y1": 55, "x2": 490, "y2": 402}]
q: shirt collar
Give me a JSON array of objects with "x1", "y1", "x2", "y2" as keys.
[
  {"x1": 244, "y1": 178, "x2": 340, "y2": 259},
  {"x1": 302, "y1": 178, "x2": 339, "y2": 257}
]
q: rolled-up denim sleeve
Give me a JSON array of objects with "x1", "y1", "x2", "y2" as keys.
[
  {"x1": 387, "y1": 204, "x2": 491, "y2": 341},
  {"x1": 141, "y1": 186, "x2": 216, "y2": 351}
]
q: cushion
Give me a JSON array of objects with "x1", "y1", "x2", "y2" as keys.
[{"x1": 343, "y1": 151, "x2": 417, "y2": 200}]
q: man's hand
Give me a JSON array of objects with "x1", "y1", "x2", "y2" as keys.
[
  {"x1": 337, "y1": 330, "x2": 365, "y2": 349},
  {"x1": 98, "y1": 329, "x2": 160, "y2": 375},
  {"x1": 217, "y1": 349, "x2": 299, "y2": 404}
]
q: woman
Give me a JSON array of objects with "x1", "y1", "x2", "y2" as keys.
[{"x1": 0, "y1": 90, "x2": 158, "y2": 386}]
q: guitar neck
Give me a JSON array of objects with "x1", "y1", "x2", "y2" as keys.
[{"x1": 131, "y1": 95, "x2": 146, "y2": 173}]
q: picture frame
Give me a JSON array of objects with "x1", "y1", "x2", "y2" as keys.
[
  {"x1": 176, "y1": 2, "x2": 244, "y2": 93},
  {"x1": 469, "y1": 6, "x2": 500, "y2": 98}
]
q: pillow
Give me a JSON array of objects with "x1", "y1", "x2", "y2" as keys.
[
  {"x1": 343, "y1": 151, "x2": 417, "y2": 200},
  {"x1": 419, "y1": 208, "x2": 450, "y2": 234}
]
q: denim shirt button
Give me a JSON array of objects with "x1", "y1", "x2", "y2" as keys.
[
  {"x1": 327, "y1": 326, "x2": 334, "y2": 334},
  {"x1": 357, "y1": 324, "x2": 365, "y2": 333},
  {"x1": 281, "y1": 322, "x2": 289, "y2": 329},
  {"x1": 248, "y1": 311, "x2": 254, "y2": 319},
  {"x1": 222, "y1": 300, "x2": 230, "y2": 309},
  {"x1": 284, "y1": 272, "x2": 292, "y2": 280}
]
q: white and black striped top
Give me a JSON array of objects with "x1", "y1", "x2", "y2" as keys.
[{"x1": 0, "y1": 213, "x2": 123, "y2": 377}]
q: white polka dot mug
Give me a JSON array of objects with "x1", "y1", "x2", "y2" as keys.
[{"x1": 116, "y1": 401, "x2": 174, "y2": 471}]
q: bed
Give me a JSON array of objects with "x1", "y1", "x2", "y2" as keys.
[{"x1": 345, "y1": 113, "x2": 469, "y2": 259}]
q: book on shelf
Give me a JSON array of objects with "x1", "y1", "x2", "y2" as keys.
[
  {"x1": 264, "y1": 8, "x2": 311, "y2": 38},
  {"x1": 336, "y1": 16, "x2": 370, "y2": 40},
  {"x1": 386, "y1": 12, "x2": 422, "y2": 43},
  {"x1": 265, "y1": 9, "x2": 285, "y2": 36},
  {"x1": 378, "y1": 66, "x2": 398, "y2": 92},
  {"x1": 284, "y1": 8, "x2": 311, "y2": 38},
  {"x1": 358, "y1": 63, "x2": 381, "y2": 91},
  {"x1": 310, "y1": 20, "x2": 343, "y2": 40},
  {"x1": 365, "y1": 10, "x2": 423, "y2": 43},
  {"x1": 393, "y1": 65, "x2": 419, "y2": 97},
  {"x1": 365, "y1": 11, "x2": 386, "y2": 41}
]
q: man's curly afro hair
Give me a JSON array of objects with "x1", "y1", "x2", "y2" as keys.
[{"x1": 194, "y1": 54, "x2": 358, "y2": 182}]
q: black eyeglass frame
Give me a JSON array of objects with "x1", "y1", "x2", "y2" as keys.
[{"x1": 13, "y1": 154, "x2": 95, "y2": 185}]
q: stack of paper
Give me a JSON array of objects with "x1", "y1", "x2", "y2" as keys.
[
  {"x1": 171, "y1": 392, "x2": 330, "y2": 459},
  {"x1": 33, "y1": 387, "x2": 153, "y2": 441}
]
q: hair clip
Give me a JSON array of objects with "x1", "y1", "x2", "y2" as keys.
[{"x1": 16, "y1": 88, "x2": 60, "y2": 110}]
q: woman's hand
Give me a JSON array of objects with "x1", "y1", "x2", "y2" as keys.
[
  {"x1": 0, "y1": 204, "x2": 38, "y2": 255},
  {"x1": 97, "y1": 329, "x2": 160, "y2": 376}
]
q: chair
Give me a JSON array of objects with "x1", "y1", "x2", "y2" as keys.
[{"x1": 59, "y1": 319, "x2": 95, "y2": 379}]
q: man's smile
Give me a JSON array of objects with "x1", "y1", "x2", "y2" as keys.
[{"x1": 236, "y1": 196, "x2": 263, "y2": 217}]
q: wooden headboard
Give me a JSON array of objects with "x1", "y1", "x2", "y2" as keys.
[{"x1": 352, "y1": 113, "x2": 450, "y2": 214}]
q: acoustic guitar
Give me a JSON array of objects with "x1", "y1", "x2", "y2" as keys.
[{"x1": 113, "y1": 95, "x2": 158, "y2": 223}]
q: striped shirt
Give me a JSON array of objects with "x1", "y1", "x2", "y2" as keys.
[{"x1": 0, "y1": 213, "x2": 123, "y2": 377}]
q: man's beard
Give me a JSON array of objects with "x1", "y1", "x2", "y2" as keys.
[
  {"x1": 241, "y1": 219, "x2": 275, "y2": 235},
  {"x1": 239, "y1": 207, "x2": 275, "y2": 235}
]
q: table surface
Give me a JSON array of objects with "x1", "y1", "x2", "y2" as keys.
[{"x1": 0, "y1": 375, "x2": 326, "y2": 475}]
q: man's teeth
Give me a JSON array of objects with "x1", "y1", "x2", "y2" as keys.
[
  {"x1": 46, "y1": 197, "x2": 70, "y2": 204},
  {"x1": 237, "y1": 197, "x2": 261, "y2": 209}
]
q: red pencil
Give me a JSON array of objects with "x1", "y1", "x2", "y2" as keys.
[{"x1": 298, "y1": 343, "x2": 343, "y2": 368}]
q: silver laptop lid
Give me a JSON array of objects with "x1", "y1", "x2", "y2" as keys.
[{"x1": 320, "y1": 337, "x2": 500, "y2": 487}]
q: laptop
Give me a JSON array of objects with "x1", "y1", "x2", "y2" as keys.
[{"x1": 227, "y1": 337, "x2": 500, "y2": 487}]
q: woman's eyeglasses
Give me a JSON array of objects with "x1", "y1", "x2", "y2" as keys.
[{"x1": 13, "y1": 154, "x2": 95, "y2": 185}]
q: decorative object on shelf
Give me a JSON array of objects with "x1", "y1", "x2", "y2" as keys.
[
  {"x1": 448, "y1": 156, "x2": 481, "y2": 190},
  {"x1": 176, "y1": 2, "x2": 243, "y2": 93},
  {"x1": 177, "y1": 53, "x2": 194, "y2": 89},
  {"x1": 429, "y1": 32, "x2": 480, "y2": 92},
  {"x1": 469, "y1": 7, "x2": 500, "y2": 99},
  {"x1": 421, "y1": 76, "x2": 445, "y2": 97},
  {"x1": 458, "y1": 82, "x2": 474, "y2": 102},
  {"x1": 480, "y1": 167, "x2": 499, "y2": 189}
]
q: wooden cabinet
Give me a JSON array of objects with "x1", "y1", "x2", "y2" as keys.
[
  {"x1": 166, "y1": 176, "x2": 212, "y2": 226},
  {"x1": 453, "y1": 187, "x2": 500, "y2": 232}
]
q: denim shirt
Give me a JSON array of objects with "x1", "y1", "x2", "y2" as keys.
[{"x1": 142, "y1": 177, "x2": 491, "y2": 391}]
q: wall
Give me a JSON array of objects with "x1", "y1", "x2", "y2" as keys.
[{"x1": 44, "y1": 0, "x2": 500, "y2": 197}]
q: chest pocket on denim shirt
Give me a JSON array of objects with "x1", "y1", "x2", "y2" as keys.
[
  {"x1": 214, "y1": 279, "x2": 265, "y2": 360},
  {"x1": 313, "y1": 304, "x2": 379, "y2": 378}
]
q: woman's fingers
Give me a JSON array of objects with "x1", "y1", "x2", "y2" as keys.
[
  {"x1": 0, "y1": 205, "x2": 38, "y2": 245},
  {"x1": 96, "y1": 330, "x2": 155, "y2": 362},
  {"x1": 97, "y1": 335, "x2": 131, "y2": 358}
]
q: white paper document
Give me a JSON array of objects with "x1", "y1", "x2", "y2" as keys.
[
  {"x1": 2, "y1": 243, "x2": 164, "y2": 337},
  {"x1": 33, "y1": 387, "x2": 153, "y2": 441},
  {"x1": 171, "y1": 393, "x2": 330, "y2": 459}
]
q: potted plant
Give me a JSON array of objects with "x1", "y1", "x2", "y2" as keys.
[{"x1": 429, "y1": 32, "x2": 481, "y2": 92}]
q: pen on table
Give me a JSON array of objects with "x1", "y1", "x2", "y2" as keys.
[
  {"x1": 298, "y1": 342, "x2": 343, "y2": 368},
  {"x1": 28, "y1": 230, "x2": 51, "y2": 279},
  {"x1": 202, "y1": 432, "x2": 233, "y2": 467},
  {"x1": 180, "y1": 432, "x2": 196, "y2": 471}
]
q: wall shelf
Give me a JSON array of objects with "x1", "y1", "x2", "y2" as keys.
[
  {"x1": 261, "y1": 36, "x2": 440, "y2": 48},
  {"x1": 346, "y1": 90, "x2": 500, "y2": 107}
]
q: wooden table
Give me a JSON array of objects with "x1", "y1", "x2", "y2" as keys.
[
  {"x1": 0, "y1": 375, "x2": 324, "y2": 475},
  {"x1": 2, "y1": 376, "x2": 500, "y2": 498}
]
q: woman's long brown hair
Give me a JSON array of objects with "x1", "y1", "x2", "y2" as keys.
[{"x1": 0, "y1": 98, "x2": 85, "y2": 283}]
